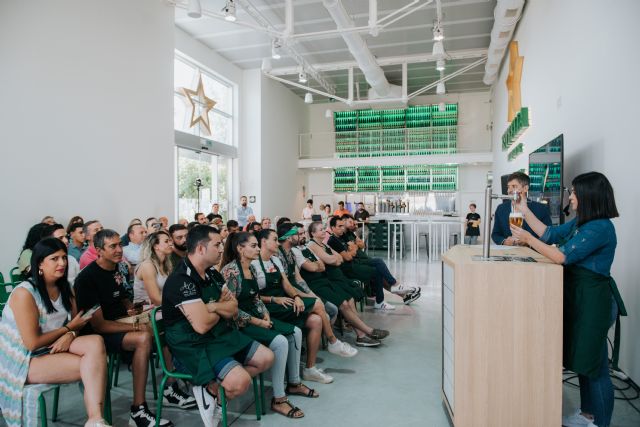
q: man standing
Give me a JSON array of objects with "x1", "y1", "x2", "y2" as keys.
[
  {"x1": 353, "y1": 202, "x2": 370, "y2": 240},
  {"x1": 491, "y1": 171, "x2": 552, "y2": 245},
  {"x1": 163, "y1": 226, "x2": 274, "y2": 426},
  {"x1": 123, "y1": 223, "x2": 147, "y2": 267},
  {"x1": 464, "y1": 203, "x2": 481, "y2": 245},
  {"x1": 236, "y1": 196, "x2": 254, "y2": 227},
  {"x1": 67, "y1": 222, "x2": 87, "y2": 262},
  {"x1": 168, "y1": 224, "x2": 188, "y2": 267},
  {"x1": 79, "y1": 220, "x2": 104, "y2": 269},
  {"x1": 75, "y1": 229, "x2": 176, "y2": 426},
  {"x1": 333, "y1": 201, "x2": 350, "y2": 217}
]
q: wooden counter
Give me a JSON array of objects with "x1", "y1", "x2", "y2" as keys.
[{"x1": 441, "y1": 246, "x2": 563, "y2": 427}]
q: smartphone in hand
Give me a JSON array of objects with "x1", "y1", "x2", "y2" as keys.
[{"x1": 81, "y1": 304, "x2": 101, "y2": 320}]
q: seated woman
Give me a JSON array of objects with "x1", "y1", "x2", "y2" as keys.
[
  {"x1": 300, "y1": 222, "x2": 389, "y2": 347},
  {"x1": 256, "y1": 230, "x2": 357, "y2": 377},
  {"x1": 0, "y1": 238, "x2": 108, "y2": 427},
  {"x1": 220, "y1": 232, "x2": 314, "y2": 419},
  {"x1": 16, "y1": 223, "x2": 49, "y2": 279},
  {"x1": 509, "y1": 172, "x2": 625, "y2": 427},
  {"x1": 133, "y1": 231, "x2": 197, "y2": 410}
]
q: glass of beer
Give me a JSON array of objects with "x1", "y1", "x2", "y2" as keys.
[{"x1": 509, "y1": 211, "x2": 524, "y2": 228}]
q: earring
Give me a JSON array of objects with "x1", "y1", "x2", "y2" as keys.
[{"x1": 38, "y1": 269, "x2": 43, "y2": 276}]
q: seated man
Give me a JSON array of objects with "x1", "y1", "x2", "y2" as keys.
[
  {"x1": 327, "y1": 217, "x2": 393, "y2": 310},
  {"x1": 75, "y1": 229, "x2": 174, "y2": 427},
  {"x1": 342, "y1": 215, "x2": 421, "y2": 305},
  {"x1": 226, "y1": 219, "x2": 240, "y2": 234},
  {"x1": 79, "y1": 220, "x2": 103, "y2": 269},
  {"x1": 123, "y1": 222, "x2": 147, "y2": 267},
  {"x1": 168, "y1": 223, "x2": 188, "y2": 267},
  {"x1": 163, "y1": 225, "x2": 274, "y2": 427},
  {"x1": 491, "y1": 171, "x2": 553, "y2": 245}
]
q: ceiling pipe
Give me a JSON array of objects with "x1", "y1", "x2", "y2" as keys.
[
  {"x1": 322, "y1": 0, "x2": 391, "y2": 98},
  {"x1": 483, "y1": 0, "x2": 525, "y2": 85}
]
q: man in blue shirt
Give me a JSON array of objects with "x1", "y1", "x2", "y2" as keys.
[
  {"x1": 236, "y1": 195, "x2": 254, "y2": 227},
  {"x1": 491, "y1": 171, "x2": 552, "y2": 245}
]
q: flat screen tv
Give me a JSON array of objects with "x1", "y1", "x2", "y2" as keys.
[{"x1": 528, "y1": 134, "x2": 564, "y2": 225}]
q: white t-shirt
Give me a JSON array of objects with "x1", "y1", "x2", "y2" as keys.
[
  {"x1": 291, "y1": 246, "x2": 309, "y2": 269},
  {"x1": 250, "y1": 256, "x2": 285, "y2": 290},
  {"x1": 302, "y1": 207, "x2": 314, "y2": 220},
  {"x1": 67, "y1": 256, "x2": 80, "y2": 285},
  {"x1": 41, "y1": 294, "x2": 70, "y2": 333}
]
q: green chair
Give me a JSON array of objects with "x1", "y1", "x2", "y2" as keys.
[
  {"x1": 0, "y1": 282, "x2": 18, "y2": 315},
  {"x1": 0, "y1": 272, "x2": 4, "y2": 283},
  {"x1": 108, "y1": 349, "x2": 158, "y2": 399},
  {"x1": 150, "y1": 307, "x2": 265, "y2": 427},
  {"x1": 23, "y1": 384, "x2": 60, "y2": 427},
  {"x1": 9, "y1": 267, "x2": 21, "y2": 282}
]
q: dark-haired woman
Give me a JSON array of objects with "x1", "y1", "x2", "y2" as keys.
[
  {"x1": 0, "y1": 238, "x2": 108, "y2": 427},
  {"x1": 220, "y1": 232, "x2": 310, "y2": 419},
  {"x1": 510, "y1": 172, "x2": 626, "y2": 427},
  {"x1": 17, "y1": 223, "x2": 49, "y2": 279},
  {"x1": 66, "y1": 215, "x2": 84, "y2": 233}
]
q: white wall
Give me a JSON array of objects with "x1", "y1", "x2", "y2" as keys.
[
  {"x1": 490, "y1": 0, "x2": 640, "y2": 381},
  {"x1": 0, "y1": 0, "x2": 174, "y2": 273},
  {"x1": 240, "y1": 69, "x2": 263, "y2": 217}
]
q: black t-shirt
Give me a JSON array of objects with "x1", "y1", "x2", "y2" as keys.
[
  {"x1": 466, "y1": 212, "x2": 481, "y2": 236},
  {"x1": 162, "y1": 258, "x2": 225, "y2": 327},
  {"x1": 328, "y1": 234, "x2": 348, "y2": 254},
  {"x1": 75, "y1": 261, "x2": 129, "y2": 322},
  {"x1": 354, "y1": 209, "x2": 370, "y2": 222}
]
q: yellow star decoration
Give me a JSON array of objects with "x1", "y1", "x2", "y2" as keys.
[
  {"x1": 506, "y1": 41, "x2": 524, "y2": 122},
  {"x1": 180, "y1": 74, "x2": 216, "y2": 136}
]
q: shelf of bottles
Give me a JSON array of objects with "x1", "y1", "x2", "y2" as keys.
[
  {"x1": 333, "y1": 104, "x2": 458, "y2": 158},
  {"x1": 333, "y1": 165, "x2": 458, "y2": 193},
  {"x1": 529, "y1": 163, "x2": 562, "y2": 192}
]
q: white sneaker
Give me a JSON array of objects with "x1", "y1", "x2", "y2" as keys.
[
  {"x1": 328, "y1": 339, "x2": 358, "y2": 357},
  {"x1": 390, "y1": 284, "x2": 417, "y2": 295},
  {"x1": 192, "y1": 385, "x2": 218, "y2": 427},
  {"x1": 562, "y1": 409, "x2": 596, "y2": 427},
  {"x1": 302, "y1": 366, "x2": 334, "y2": 383},
  {"x1": 373, "y1": 301, "x2": 395, "y2": 310}
]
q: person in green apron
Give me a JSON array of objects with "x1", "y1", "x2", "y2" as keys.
[
  {"x1": 297, "y1": 222, "x2": 391, "y2": 347},
  {"x1": 510, "y1": 172, "x2": 625, "y2": 427},
  {"x1": 327, "y1": 216, "x2": 395, "y2": 310},
  {"x1": 276, "y1": 222, "x2": 339, "y2": 322},
  {"x1": 232, "y1": 229, "x2": 359, "y2": 383},
  {"x1": 162, "y1": 226, "x2": 274, "y2": 427},
  {"x1": 220, "y1": 232, "x2": 318, "y2": 419}
]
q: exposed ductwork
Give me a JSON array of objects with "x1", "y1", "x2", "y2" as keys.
[
  {"x1": 323, "y1": 0, "x2": 394, "y2": 99},
  {"x1": 483, "y1": 0, "x2": 525, "y2": 85}
]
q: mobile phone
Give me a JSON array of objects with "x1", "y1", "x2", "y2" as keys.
[{"x1": 81, "y1": 304, "x2": 101, "y2": 320}]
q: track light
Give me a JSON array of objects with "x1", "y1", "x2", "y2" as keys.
[
  {"x1": 436, "y1": 81, "x2": 446, "y2": 95},
  {"x1": 433, "y1": 22, "x2": 444, "y2": 41},
  {"x1": 432, "y1": 40, "x2": 445, "y2": 57},
  {"x1": 222, "y1": 0, "x2": 236, "y2": 22},
  {"x1": 187, "y1": 0, "x2": 202, "y2": 18},
  {"x1": 271, "y1": 39, "x2": 283, "y2": 60},
  {"x1": 298, "y1": 70, "x2": 308, "y2": 84},
  {"x1": 436, "y1": 59, "x2": 446, "y2": 71},
  {"x1": 261, "y1": 58, "x2": 272, "y2": 73},
  {"x1": 305, "y1": 93, "x2": 314, "y2": 104}
]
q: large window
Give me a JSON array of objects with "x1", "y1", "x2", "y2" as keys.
[{"x1": 174, "y1": 55, "x2": 234, "y2": 146}]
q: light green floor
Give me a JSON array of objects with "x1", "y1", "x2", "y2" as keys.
[{"x1": 2, "y1": 257, "x2": 639, "y2": 426}]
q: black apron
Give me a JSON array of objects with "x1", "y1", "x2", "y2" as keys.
[
  {"x1": 299, "y1": 247, "x2": 350, "y2": 306},
  {"x1": 278, "y1": 247, "x2": 307, "y2": 293},
  {"x1": 310, "y1": 240, "x2": 365, "y2": 301},
  {"x1": 258, "y1": 256, "x2": 316, "y2": 330}
]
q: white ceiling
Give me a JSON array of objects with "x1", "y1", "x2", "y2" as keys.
[{"x1": 175, "y1": 0, "x2": 496, "y2": 100}]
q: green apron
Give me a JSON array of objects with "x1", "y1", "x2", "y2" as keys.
[
  {"x1": 236, "y1": 261, "x2": 295, "y2": 344},
  {"x1": 257, "y1": 256, "x2": 316, "y2": 330},
  {"x1": 309, "y1": 240, "x2": 365, "y2": 301},
  {"x1": 165, "y1": 274, "x2": 254, "y2": 385},
  {"x1": 330, "y1": 236, "x2": 375, "y2": 290},
  {"x1": 278, "y1": 247, "x2": 307, "y2": 293},
  {"x1": 563, "y1": 265, "x2": 627, "y2": 378},
  {"x1": 299, "y1": 247, "x2": 350, "y2": 307}
]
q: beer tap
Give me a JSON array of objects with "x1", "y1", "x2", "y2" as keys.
[{"x1": 479, "y1": 172, "x2": 519, "y2": 260}]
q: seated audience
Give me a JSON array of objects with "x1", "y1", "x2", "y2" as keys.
[
  {"x1": 195, "y1": 213, "x2": 207, "y2": 225},
  {"x1": 41, "y1": 216, "x2": 56, "y2": 225},
  {"x1": 66, "y1": 215, "x2": 84, "y2": 233},
  {"x1": 226, "y1": 220, "x2": 240, "y2": 234},
  {"x1": 17, "y1": 223, "x2": 49, "y2": 278},
  {"x1": 121, "y1": 218, "x2": 142, "y2": 247},
  {"x1": 41, "y1": 224, "x2": 81, "y2": 284},
  {"x1": 261, "y1": 217, "x2": 272, "y2": 230},
  {"x1": 162, "y1": 226, "x2": 274, "y2": 426},
  {"x1": 159, "y1": 216, "x2": 169, "y2": 231},
  {"x1": 79, "y1": 220, "x2": 104, "y2": 269},
  {"x1": 0, "y1": 238, "x2": 108, "y2": 427},
  {"x1": 168, "y1": 224, "x2": 188, "y2": 267},
  {"x1": 146, "y1": 217, "x2": 162, "y2": 234},
  {"x1": 67, "y1": 222, "x2": 87, "y2": 262},
  {"x1": 123, "y1": 223, "x2": 148, "y2": 267},
  {"x1": 245, "y1": 221, "x2": 262, "y2": 233},
  {"x1": 75, "y1": 229, "x2": 173, "y2": 427}
]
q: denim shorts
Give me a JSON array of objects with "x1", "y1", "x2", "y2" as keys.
[{"x1": 213, "y1": 341, "x2": 260, "y2": 383}]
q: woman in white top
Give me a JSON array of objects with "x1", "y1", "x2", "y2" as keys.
[
  {"x1": 133, "y1": 231, "x2": 197, "y2": 409},
  {"x1": 301, "y1": 199, "x2": 314, "y2": 220},
  {"x1": 0, "y1": 238, "x2": 108, "y2": 427}
]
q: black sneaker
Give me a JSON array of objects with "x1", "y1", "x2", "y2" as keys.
[
  {"x1": 369, "y1": 328, "x2": 390, "y2": 340},
  {"x1": 163, "y1": 382, "x2": 197, "y2": 409},
  {"x1": 403, "y1": 291, "x2": 422, "y2": 305},
  {"x1": 355, "y1": 335, "x2": 381, "y2": 347},
  {"x1": 129, "y1": 402, "x2": 173, "y2": 427}
]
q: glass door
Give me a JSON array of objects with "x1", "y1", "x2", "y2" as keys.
[{"x1": 177, "y1": 147, "x2": 231, "y2": 222}]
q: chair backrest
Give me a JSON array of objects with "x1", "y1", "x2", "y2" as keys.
[
  {"x1": 0, "y1": 272, "x2": 4, "y2": 283},
  {"x1": 0, "y1": 282, "x2": 17, "y2": 304},
  {"x1": 150, "y1": 307, "x2": 171, "y2": 375},
  {"x1": 9, "y1": 267, "x2": 21, "y2": 282}
]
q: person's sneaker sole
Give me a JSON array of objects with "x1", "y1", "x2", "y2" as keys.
[
  {"x1": 403, "y1": 292, "x2": 422, "y2": 305},
  {"x1": 356, "y1": 339, "x2": 381, "y2": 347},
  {"x1": 162, "y1": 398, "x2": 198, "y2": 409}
]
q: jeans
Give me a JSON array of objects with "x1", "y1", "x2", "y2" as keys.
[
  {"x1": 369, "y1": 257, "x2": 397, "y2": 286},
  {"x1": 464, "y1": 235, "x2": 478, "y2": 245},
  {"x1": 269, "y1": 327, "x2": 302, "y2": 398},
  {"x1": 578, "y1": 299, "x2": 618, "y2": 427}
]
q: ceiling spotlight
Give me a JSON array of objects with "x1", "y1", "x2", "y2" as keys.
[
  {"x1": 439, "y1": 102, "x2": 446, "y2": 112},
  {"x1": 261, "y1": 57, "x2": 272, "y2": 73},
  {"x1": 298, "y1": 70, "x2": 308, "y2": 84},
  {"x1": 304, "y1": 92, "x2": 314, "y2": 104},
  {"x1": 271, "y1": 38, "x2": 283, "y2": 60},
  {"x1": 432, "y1": 40, "x2": 445, "y2": 57},
  {"x1": 436, "y1": 59, "x2": 446, "y2": 71},
  {"x1": 433, "y1": 22, "x2": 444, "y2": 41},
  {"x1": 187, "y1": 0, "x2": 202, "y2": 18},
  {"x1": 325, "y1": 108, "x2": 333, "y2": 119},
  {"x1": 436, "y1": 81, "x2": 446, "y2": 95},
  {"x1": 222, "y1": 0, "x2": 236, "y2": 22}
]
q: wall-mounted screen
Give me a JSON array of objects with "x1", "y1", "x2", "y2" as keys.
[{"x1": 528, "y1": 134, "x2": 564, "y2": 225}]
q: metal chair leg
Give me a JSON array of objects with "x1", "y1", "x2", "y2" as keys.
[
  {"x1": 260, "y1": 373, "x2": 266, "y2": 415},
  {"x1": 220, "y1": 387, "x2": 228, "y2": 427},
  {"x1": 252, "y1": 377, "x2": 261, "y2": 420},
  {"x1": 51, "y1": 386, "x2": 60, "y2": 422},
  {"x1": 149, "y1": 355, "x2": 158, "y2": 400},
  {"x1": 39, "y1": 393, "x2": 48, "y2": 427},
  {"x1": 156, "y1": 376, "x2": 169, "y2": 427}
]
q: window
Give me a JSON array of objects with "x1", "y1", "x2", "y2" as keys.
[{"x1": 174, "y1": 55, "x2": 234, "y2": 146}]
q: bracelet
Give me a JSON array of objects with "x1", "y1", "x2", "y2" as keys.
[
  {"x1": 67, "y1": 330, "x2": 77, "y2": 338},
  {"x1": 63, "y1": 325, "x2": 71, "y2": 333},
  {"x1": 293, "y1": 294, "x2": 301, "y2": 300}
]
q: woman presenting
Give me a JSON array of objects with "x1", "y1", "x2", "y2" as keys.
[{"x1": 510, "y1": 171, "x2": 626, "y2": 427}]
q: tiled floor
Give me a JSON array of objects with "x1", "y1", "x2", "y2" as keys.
[{"x1": 2, "y1": 254, "x2": 639, "y2": 426}]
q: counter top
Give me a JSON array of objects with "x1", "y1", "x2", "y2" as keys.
[{"x1": 442, "y1": 244, "x2": 558, "y2": 266}]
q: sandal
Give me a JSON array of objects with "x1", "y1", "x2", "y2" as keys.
[
  {"x1": 271, "y1": 397, "x2": 304, "y2": 418},
  {"x1": 286, "y1": 383, "x2": 319, "y2": 398}
]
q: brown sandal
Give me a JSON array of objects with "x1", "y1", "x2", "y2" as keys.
[
  {"x1": 286, "y1": 383, "x2": 319, "y2": 398},
  {"x1": 271, "y1": 397, "x2": 304, "y2": 418}
]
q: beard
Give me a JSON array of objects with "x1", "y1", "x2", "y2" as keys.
[
  {"x1": 298, "y1": 237, "x2": 307, "y2": 246},
  {"x1": 174, "y1": 243, "x2": 187, "y2": 252}
]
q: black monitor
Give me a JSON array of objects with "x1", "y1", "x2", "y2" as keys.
[{"x1": 528, "y1": 134, "x2": 564, "y2": 225}]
